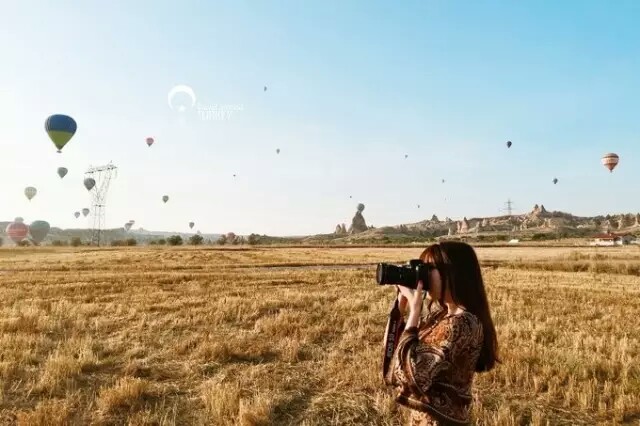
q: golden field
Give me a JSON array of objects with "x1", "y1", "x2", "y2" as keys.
[{"x1": 0, "y1": 246, "x2": 639, "y2": 425}]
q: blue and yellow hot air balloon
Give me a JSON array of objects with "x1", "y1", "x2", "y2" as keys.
[{"x1": 45, "y1": 114, "x2": 77, "y2": 153}]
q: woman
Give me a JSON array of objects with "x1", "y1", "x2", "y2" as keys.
[{"x1": 385, "y1": 241, "x2": 499, "y2": 425}]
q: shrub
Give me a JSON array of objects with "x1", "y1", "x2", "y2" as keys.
[
  {"x1": 216, "y1": 235, "x2": 227, "y2": 245},
  {"x1": 158, "y1": 239, "x2": 166, "y2": 245},
  {"x1": 247, "y1": 234, "x2": 260, "y2": 245},
  {"x1": 51, "y1": 240, "x2": 66, "y2": 247},
  {"x1": 149, "y1": 240, "x2": 158, "y2": 245},
  {"x1": 126, "y1": 238, "x2": 137, "y2": 246},
  {"x1": 167, "y1": 235, "x2": 183, "y2": 246},
  {"x1": 70, "y1": 237, "x2": 82, "y2": 247},
  {"x1": 189, "y1": 234, "x2": 204, "y2": 246}
]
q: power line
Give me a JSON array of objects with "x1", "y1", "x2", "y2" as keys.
[
  {"x1": 85, "y1": 162, "x2": 118, "y2": 246},
  {"x1": 502, "y1": 198, "x2": 515, "y2": 216}
]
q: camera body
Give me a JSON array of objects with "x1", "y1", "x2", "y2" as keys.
[{"x1": 376, "y1": 259, "x2": 433, "y2": 290}]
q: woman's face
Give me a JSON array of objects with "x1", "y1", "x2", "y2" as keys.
[{"x1": 423, "y1": 256, "x2": 443, "y2": 301}]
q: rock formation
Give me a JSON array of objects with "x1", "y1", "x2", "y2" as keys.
[
  {"x1": 459, "y1": 217, "x2": 469, "y2": 233},
  {"x1": 334, "y1": 223, "x2": 347, "y2": 235},
  {"x1": 348, "y1": 204, "x2": 368, "y2": 234}
]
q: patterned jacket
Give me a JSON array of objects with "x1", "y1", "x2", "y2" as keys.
[{"x1": 386, "y1": 308, "x2": 483, "y2": 425}]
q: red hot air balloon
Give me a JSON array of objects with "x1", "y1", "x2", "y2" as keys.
[
  {"x1": 6, "y1": 221, "x2": 29, "y2": 244},
  {"x1": 601, "y1": 153, "x2": 619, "y2": 173},
  {"x1": 146, "y1": 137, "x2": 154, "y2": 147}
]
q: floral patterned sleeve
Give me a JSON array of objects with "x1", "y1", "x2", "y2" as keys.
[{"x1": 389, "y1": 315, "x2": 472, "y2": 396}]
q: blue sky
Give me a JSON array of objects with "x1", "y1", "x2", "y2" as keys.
[{"x1": 1, "y1": 0, "x2": 639, "y2": 235}]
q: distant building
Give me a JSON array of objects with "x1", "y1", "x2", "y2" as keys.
[{"x1": 590, "y1": 232, "x2": 636, "y2": 246}]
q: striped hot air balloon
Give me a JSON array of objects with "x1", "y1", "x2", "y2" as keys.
[
  {"x1": 45, "y1": 115, "x2": 77, "y2": 153},
  {"x1": 24, "y1": 187, "x2": 37, "y2": 201},
  {"x1": 601, "y1": 153, "x2": 619, "y2": 173},
  {"x1": 6, "y1": 221, "x2": 28, "y2": 244}
]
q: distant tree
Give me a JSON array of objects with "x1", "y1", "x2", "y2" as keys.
[
  {"x1": 17, "y1": 240, "x2": 30, "y2": 247},
  {"x1": 216, "y1": 235, "x2": 227, "y2": 245},
  {"x1": 158, "y1": 239, "x2": 167, "y2": 245},
  {"x1": 189, "y1": 234, "x2": 204, "y2": 246},
  {"x1": 0, "y1": 237, "x2": 3, "y2": 247},
  {"x1": 126, "y1": 238, "x2": 137, "y2": 246},
  {"x1": 70, "y1": 237, "x2": 82, "y2": 247},
  {"x1": 247, "y1": 233, "x2": 260, "y2": 245},
  {"x1": 167, "y1": 235, "x2": 183, "y2": 246},
  {"x1": 149, "y1": 240, "x2": 158, "y2": 245},
  {"x1": 51, "y1": 240, "x2": 65, "y2": 246}
]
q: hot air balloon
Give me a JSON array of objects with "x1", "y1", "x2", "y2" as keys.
[
  {"x1": 417, "y1": 204, "x2": 421, "y2": 209},
  {"x1": 84, "y1": 178, "x2": 96, "y2": 191},
  {"x1": 349, "y1": 195, "x2": 353, "y2": 199},
  {"x1": 15, "y1": 217, "x2": 24, "y2": 223},
  {"x1": 45, "y1": 114, "x2": 77, "y2": 153},
  {"x1": 29, "y1": 221, "x2": 50, "y2": 245},
  {"x1": 6, "y1": 221, "x2": 28, "y2": 244},
  {"x1": 189, "y1": 222, "x2": 195, "y2": 229},
  {"x1": 57, "y1": 167, "x2": 68, "y2": 179},
  {"x1": 442, "y1": 179, "x2": 445, "y2": 183},
  {"x1": 553, "y1": 178, "x2": 558, "y2": 185},
  {"x1": 74, "y1": 211, "x2": 80, "y2": 219},
  {"x1": 506, "y1": 141, "x2": 512, "y2": 148},
  {"x1": 276, "y1": 148, "x2": 280, "y2": 154},
  {"x1": 264, "y1": 86, "x2": 267, "y2": 92},
  {"x1": 129, "y1": 220, "x2": 135, "y2": 225},
  {"x1": 82, "y1": 208, "x2": 90, "y2": 217},
  {"x1": 24, "y1": 187, "x2": 37, "y2": 201},
  {"x1": 232, "y1": 174, "x2": 236, "y2": 178},
  {"x1": 124, "y1": 222, "x2": 133, "y2": 232},
  {"x1": 162, "y1": 195, "x2": 169, "y2": 203},
  {"x1": 146, "y1": 137, "x2": 154, "y2": 147},
  {"x1": 405, "y1": 154, "x2": 408, "y2": 159},
  {"x1": 601, "y1": 153, "x2": 619, "y2": 173}
]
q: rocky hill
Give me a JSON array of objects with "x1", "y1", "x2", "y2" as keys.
[{"x1": 316, "y1": 203, "x2": 640, "y2": 244}]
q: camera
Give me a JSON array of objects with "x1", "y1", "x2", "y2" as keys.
[{"x1": 376, "y1": 259, "x2": 433, "y2": 290}]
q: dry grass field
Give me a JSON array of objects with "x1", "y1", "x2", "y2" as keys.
[{"x1": 0, "y1": 246, "x2": 639, "y2": 425}]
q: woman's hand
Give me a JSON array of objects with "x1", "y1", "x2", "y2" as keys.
[
  {"x1": 396, "y1": 281, "x2": 425, "y2": 328},
  {"x1": 396, "y1": 289, "x2": 408, "y2": 315}
]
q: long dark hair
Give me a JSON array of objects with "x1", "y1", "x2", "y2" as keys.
[{"x1": 420, "y1": 241, "x2": 499, "y2": 372}]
